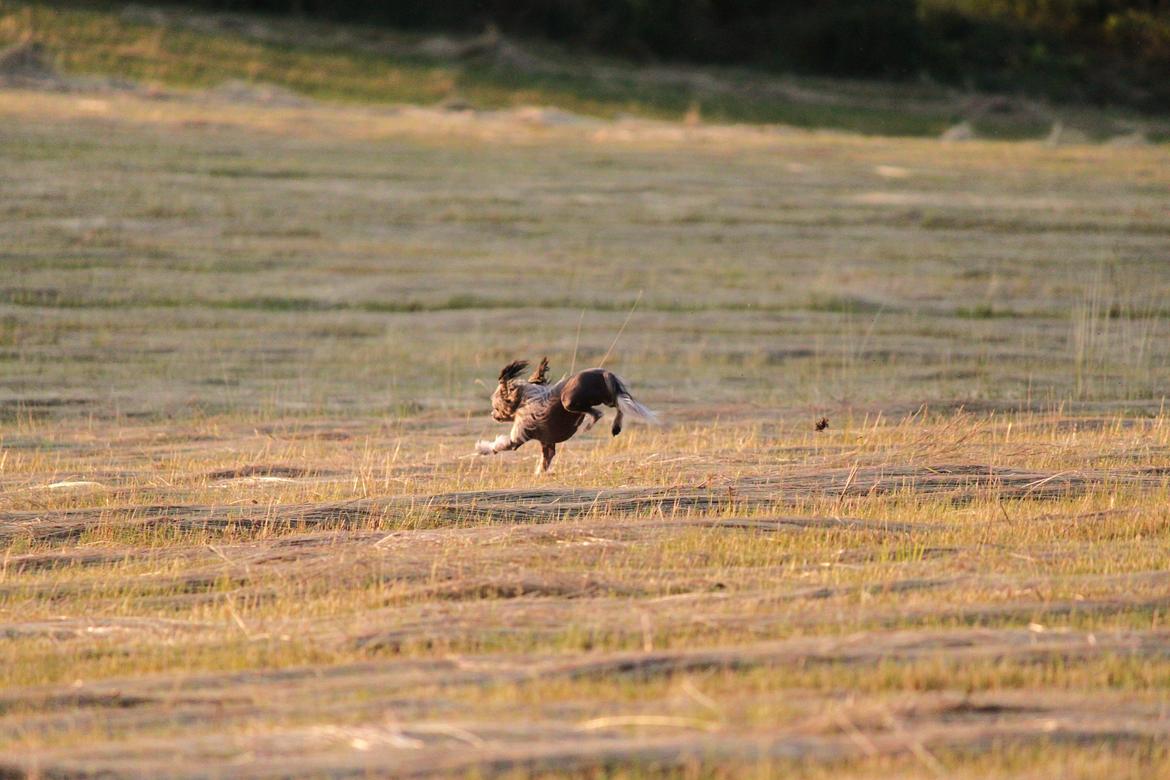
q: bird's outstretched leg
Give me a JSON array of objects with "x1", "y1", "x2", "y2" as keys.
[
  {"x1": 537, "y1": 442, "x2": 556, "y2": 474},
  {"x1": 612, "y1": 409, "x2": 624, "y2": 436},
  {"x1": 580, "y1": 407, "x2": 604, "y2": 432},
  {"x1": 477, "y1": 428, "x2": 528, "y2": 458}
]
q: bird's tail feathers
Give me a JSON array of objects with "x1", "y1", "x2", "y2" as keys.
[{"x1": 616, "y1": 391, "x2": 659, "y2": 424}]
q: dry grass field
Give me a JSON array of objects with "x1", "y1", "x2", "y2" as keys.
[{"x1": 2, "y1": 40, "x2": 1170, "y2": 777}]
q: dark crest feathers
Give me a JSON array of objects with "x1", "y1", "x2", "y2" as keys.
[
  {"x1": 528, "y1": 357, "x2": 550, "y2": 385},
  {"x1": 498, "y1": 360, "x2": 528, "y2": 384}
]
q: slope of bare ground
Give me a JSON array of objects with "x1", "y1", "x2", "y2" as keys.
[{"x1": 1, "y1": 83, "x2": 1169, "y2": 777}]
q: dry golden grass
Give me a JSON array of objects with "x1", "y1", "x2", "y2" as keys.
[{"x1": 1, "y1": 78, "x2": 1169, "y2": 778}]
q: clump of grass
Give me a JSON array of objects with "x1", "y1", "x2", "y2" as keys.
[{"x1": 1071, "y1": 261, "x2": 1167, "y2": 400}]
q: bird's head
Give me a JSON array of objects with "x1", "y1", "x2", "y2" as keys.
[{"x1": 490, "y1": 360, "x2": 528, "y2": 422}]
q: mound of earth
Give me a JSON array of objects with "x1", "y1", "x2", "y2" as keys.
[
  {"x1": 1106, "y1": 131, "x2": 1151, "y2": 147},
  {"x1": 415, "y1": 26, "x2": 550, "y2": 74},
  {"x1": 204, "y1": 79, "x2": 311, "y2": 107},
  {"x1": 0, "y1": 39, "x2": 62, "y2": 85},
  {"x1": 509, "y1": 105, "x2": 596, "y2": 127},
  {"x1": 0, "y1": 39, "x2": 140, "y2": 94},
  {"x1": 939, "y1": 121, "x2": 976, "y2": 141},
  {"x1": 1045, "y1": 121, "x2": 1091, "y2": 146},
  {"x1": 416, "y1": 28, "x2": 499, "y2": 60}
]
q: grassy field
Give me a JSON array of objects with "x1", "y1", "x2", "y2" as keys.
[
  {"x1": 3, "y1": 14, "x2": 1170, "y2": 776},
  {"x1": 5, "y1": 1, "x2": 1170, "y2": 139}
]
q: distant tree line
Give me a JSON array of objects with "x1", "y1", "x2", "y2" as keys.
[{"x1": 176, "y1": 0, "x2": 1170, "y2": 107}]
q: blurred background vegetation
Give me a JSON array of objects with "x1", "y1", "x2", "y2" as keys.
[{"x1": 171, "y1": 0, "x2": 1170, "y2": 110}]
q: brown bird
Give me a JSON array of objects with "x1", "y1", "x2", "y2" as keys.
[{"x1": 476, "y1": 357, "x2": 657, "y2": 474}]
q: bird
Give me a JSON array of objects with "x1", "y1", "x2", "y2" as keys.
[{"x1": 476, "y1": 357, "x2": 657, "y2": 474}]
